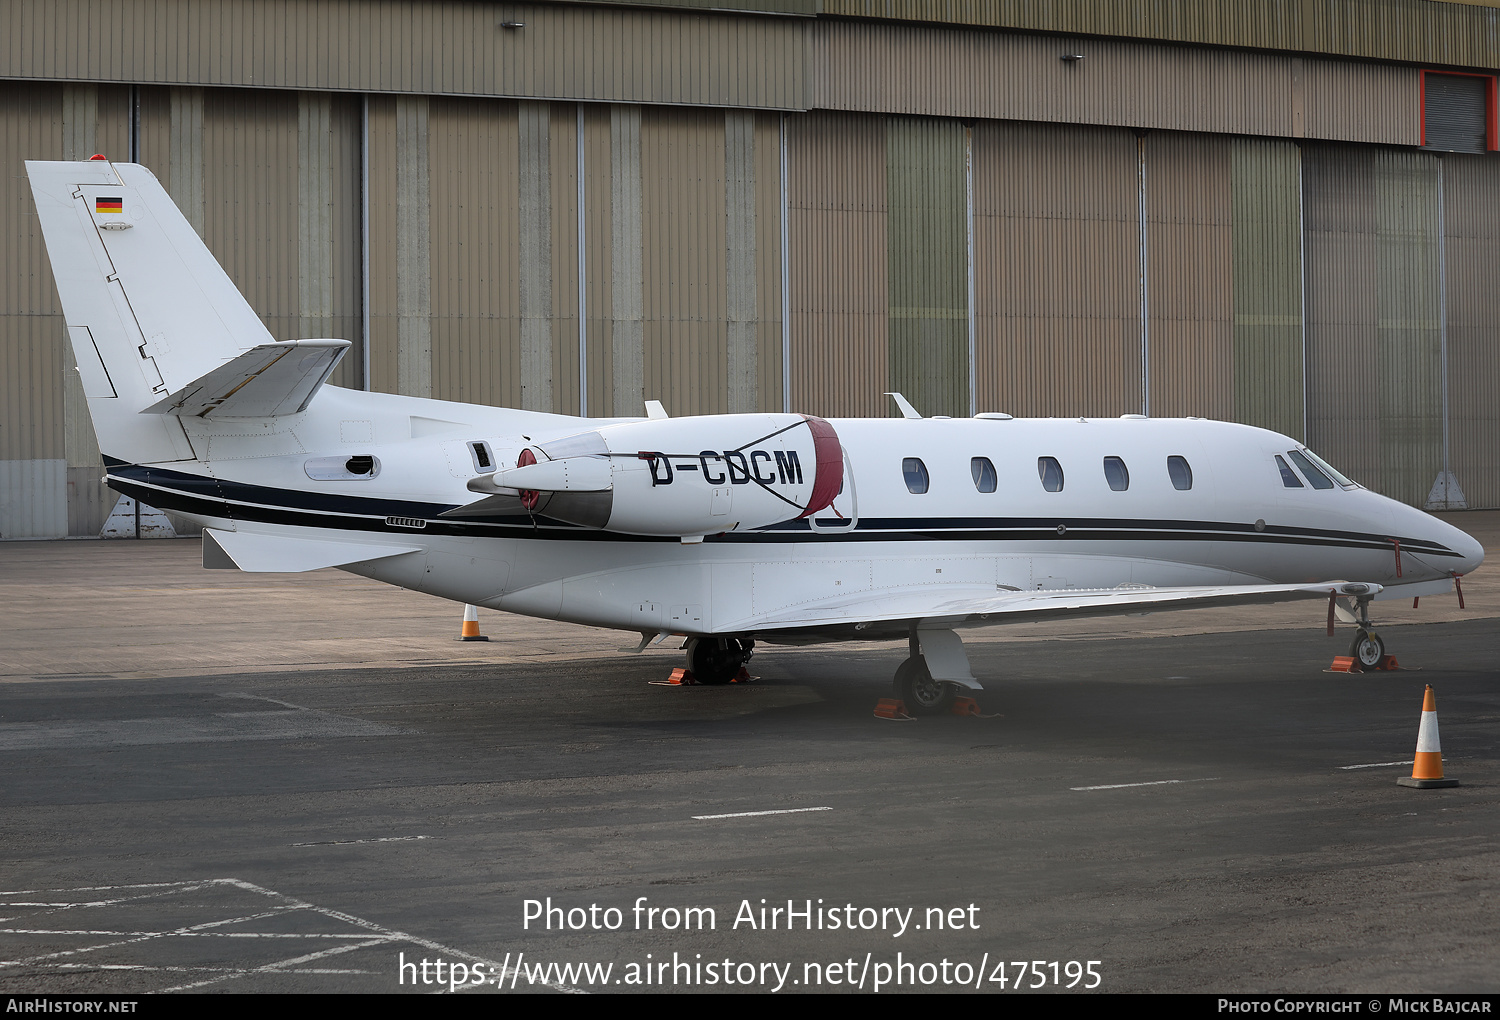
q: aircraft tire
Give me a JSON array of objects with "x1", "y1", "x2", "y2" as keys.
[
  {"x1": 1350, "y1": 629, "x2": 1384, "y2": 670},
  {"x1": 895, "y1": 656, "x2": 954, "y2": 715},
  {"x1": 687, "y1": 637, "x2": 742, "y2": 685}
]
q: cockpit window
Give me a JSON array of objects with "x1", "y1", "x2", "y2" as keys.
[
  {"x1": 1037, "y1": 457, "x2": 1064, "y2": 492},
  {"x1": 1167, "y1": 456, "x2": 1192, "y2": 491},
  {"x1": 1299, "y1": 447, "x2": 1356, "y2": 488},
  {"x1": 902, "y1": 457, "x2": 929, "y2": 494},
  {"x1": 1287, "y1": 450, "x2": 1334, "y2": 489},
  {"x1": 1103, "y1": 456, "x2": 1129, "y2": 491},
  {"x1": 1275, "y1": 455, "x2": 1304, "y2": 488},
  {"x1": 971, "y1": 457, "x2": 997, "y2": 493}
]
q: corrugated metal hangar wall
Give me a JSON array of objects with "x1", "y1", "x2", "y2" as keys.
[{"x1": 3, "y1": 0, "x2": 1499, "y2": 539}]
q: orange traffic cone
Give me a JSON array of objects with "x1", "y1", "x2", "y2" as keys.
[
  {"x1": 1397, "y1": 685, "x2": 1458, "y2": 788},
  {"x1": 458, "y1": 603, "x2": 488, "y2": 642}
]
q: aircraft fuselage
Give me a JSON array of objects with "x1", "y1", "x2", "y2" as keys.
[{"x1": 108, "y1": 384, "x2": 1483, "y2": 643}]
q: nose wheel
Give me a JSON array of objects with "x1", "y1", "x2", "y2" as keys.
[{"x1": 1350, "y1": 629, "x2": 1385, "y2": 670}]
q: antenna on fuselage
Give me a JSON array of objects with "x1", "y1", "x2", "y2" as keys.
[{"x1": 885, "y1": 392, "x2": 922, "y2": 419}]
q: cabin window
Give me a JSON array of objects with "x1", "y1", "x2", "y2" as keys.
[
  {"x1": 1167, "y1": 455, "x2": 1193, "y2": 491},
  {"x1": 1287, "y1": 449, "x2": 1334, "y2": 489},
  {"x1": 1275, "y1": 455, "x2": 1303, "y2": 488},
  {"x1": 1103, "y1": 456, "x2": 1129, "y2": 491},
  {"x1": 902, "y1": 457, "x2": 929, "y2": 494},
  {"x1": 1037, "y1": 456, "x2": 1064, "y2": 492},
  {"x1": 971, "y1": 457, "x2": 997, "y2": 493}
]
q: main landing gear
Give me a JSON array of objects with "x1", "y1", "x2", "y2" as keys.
[
  {"x1": 685, "y1": 637, "x2": 754, "y2": 685},
  {"x1": 895, "y1": 655, "x2": 955, "y2": 715},
  {"x1": 893, "y1": 626, "x2": 979, "y2": 715}
]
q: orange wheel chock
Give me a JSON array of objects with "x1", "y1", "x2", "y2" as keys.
[
  {"x1": 1329, "y1": 655, "x2": 1402, "y2": 673},
  {"x1": 874, "y1": 698, "x2": 913, "y2": 720},
  {"x1": 653, "y1": 667, "x2": 756, "y2": 687},
  {"x1": 1398, "y1": 685, "x2": 1459, "y2": 788},
  {"x1": 951, "y1": 696, "x2": 982, "y2": 716}
]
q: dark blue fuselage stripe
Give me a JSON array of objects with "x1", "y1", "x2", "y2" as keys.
[{"x1": 105, "y1": 463, "x2": 1462, "y2": 557}]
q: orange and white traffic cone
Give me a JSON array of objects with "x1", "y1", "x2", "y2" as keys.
[
  {"x1": 458, "y1": 603, "x2": 488, "y2": 642},
  {"x1": 1397, "y1": 685, "x2": 1458, "y2": 789}
]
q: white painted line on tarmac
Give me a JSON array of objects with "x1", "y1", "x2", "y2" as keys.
[
  {"x1": 40, "y1": 962, "x2": 374, "y2": 975},
  {"x1": 220, "y1": 692, "x2": 309, "y2": 710},
  {"x1": 0, "y1": 880, "x2": 230, "y2": 910},
  {"x1": 291, "y1": 836, "x2": 432, "y2": 847},
  {"x1": 1339, "y1": 760, "x2": 1415, "y2": 770},
  {"x1": 692, "y1": 806, "x2": 834, "y2": 820},
  {"x1": 1070, "y1": 778, "x2": 1219, "y2": 791},
  {"x1": 155, "y1": 937, "x2": 395, "y2": 994},
  {"x1": 0, "y1": 928, "x2": 382, "y2": 939},
  {"x1": 0, "y1": 877, "x2": 549, "y2": 994},
  {"x1": 0, "y1": 882, "x2": 189, "y2": 895}
]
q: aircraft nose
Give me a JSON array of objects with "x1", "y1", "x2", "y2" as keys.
[
  {"x1": 1393, "y1": 503, "x2": 1485, "y2": 579},
  {"x1": 1420, "y1": 508, "x2": 1486, "y2": 577},
  {"x1": 1448, "y1": 524, "x2": 1486, "y2": 577}
]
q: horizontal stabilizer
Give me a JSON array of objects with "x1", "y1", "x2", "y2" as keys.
[
  {"x1": 204, "y1": 529, "x2": 419, "y2": 572},
  {"x1": 143, "y1": 339, "x2": 349, "y2": 418}
]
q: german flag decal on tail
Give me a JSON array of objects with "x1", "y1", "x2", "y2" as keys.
[{"x1": 95, "y1": 196, "x2": 123, "y2": 214}]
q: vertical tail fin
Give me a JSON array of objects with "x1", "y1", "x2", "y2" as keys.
[{"x1": 27, "y1": 159, "x2": 278, "y2": 464}]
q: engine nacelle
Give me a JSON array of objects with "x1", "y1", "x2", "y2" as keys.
[{"x1": 469, "y1": 413, "x2": 842, "y2": 537}]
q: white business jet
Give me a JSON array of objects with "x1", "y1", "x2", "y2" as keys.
[{"x1": 27, "y1": 159, "x2": 1484, "y2": 713}]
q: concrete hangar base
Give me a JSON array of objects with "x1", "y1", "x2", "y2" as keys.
[{"x1": 0, "y1": 518, "x2": 1495, "y2": 994}]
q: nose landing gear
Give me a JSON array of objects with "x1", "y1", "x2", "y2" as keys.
[
  {"x1": 1350, "y1": 627, "x2": 1385, "y2": 670},
  {"x1": 1334, "y1": 595, "x2": 1396, "y2": 672}
]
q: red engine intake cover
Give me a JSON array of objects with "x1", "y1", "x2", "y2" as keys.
[
  {"x1": 797, "y1": 414, "x2": 844, "y2": 518},
  {"x1": 516, "y1": 447, "x2": 540, "y2": 511}
]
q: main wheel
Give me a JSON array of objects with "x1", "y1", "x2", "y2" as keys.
[
  {"x1": 687, "y1": 637, "x2": 745, "y2": 685},
  {"x1": 894, "y1": 655, "x2": 954, "y2": 715},
  {"x1": 1350, "y1": 629, "x2": 1384, "y2": 670}
]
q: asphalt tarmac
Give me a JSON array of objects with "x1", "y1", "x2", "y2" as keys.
[{"x1": 0, "y1": 520, "x2": 1496, "y2": 994}]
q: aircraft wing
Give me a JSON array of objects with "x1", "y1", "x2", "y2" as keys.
[
  {"x1": 142, "y1": 339, "x2": 349, "y2": 418},
  {"x1": 745, "y1": 580, "x2": 1381, "y2": 632}
]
